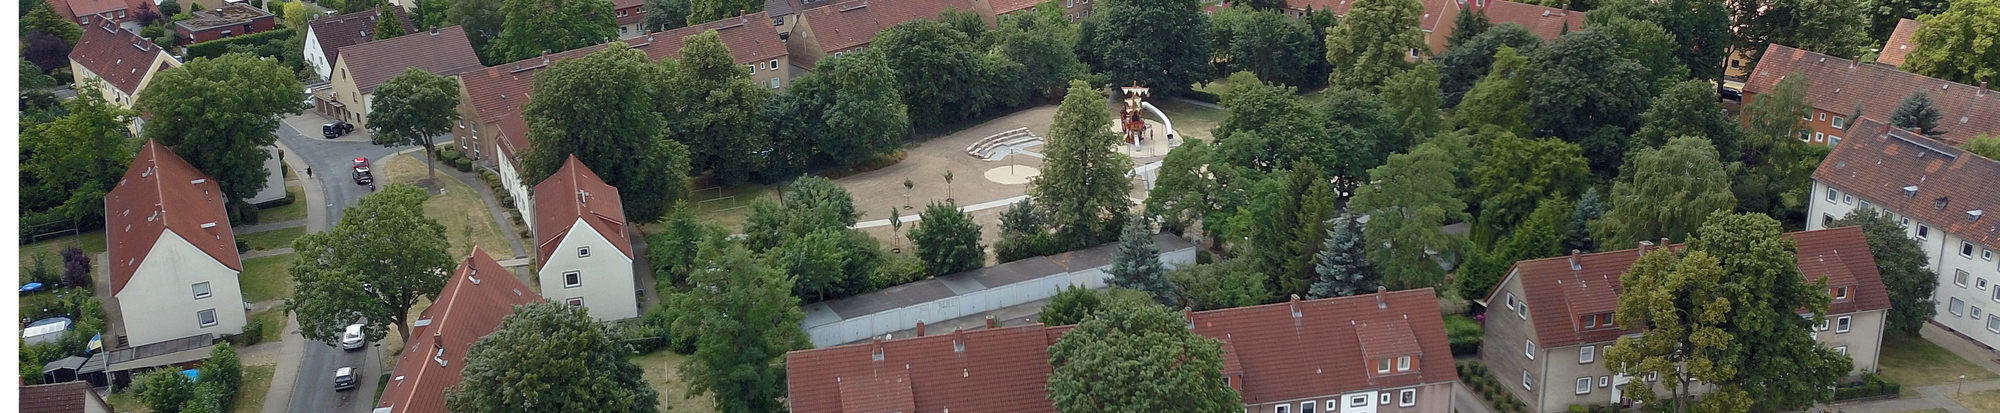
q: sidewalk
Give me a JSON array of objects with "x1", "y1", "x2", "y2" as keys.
[{"x1": 259, "y1": 142, "x2": 324, "y2": 413}]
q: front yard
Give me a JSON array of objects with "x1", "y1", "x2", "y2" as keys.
[
  {"x1": 237, "y1": 227, "x2": 306, "y2": 251},
  {"x1": 383, "y1": 155, "x2": 515, "y2": 259},
  {"x1": 1878, "y1": 334, "x2": 1999, "y2": 389},
  {"x1": 239, "y1": 254, "x2": 297, "y2": 303}
]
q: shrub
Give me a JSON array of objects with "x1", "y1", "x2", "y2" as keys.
[
  {"x1": 59, "y1": 246, "x2": 91, "y2": 288},
  {"x1": 26, "y1": 253, "x2": 60, "y2": 287},
  {"x1": 618, "y1": 306, "x2": 675, "y2": 354},
  {"x1": 869, "y1": 254, "x2": 928, "y2": 291},
  {"x1": 452, "y1": 156, "x2": 473, "y2": 172},
  {"x1": 1184, "y1": 89, "x2": 1222, "y2": 103},
  {"x1": 242, "y1": 321, "x2": 266, "y2": 345},
  {"x1": 183, "y1": 28, "x2": 296, "y2": 60},
  {"x1": 1445, "y1": 315, "x2": 1483, "y2": 356}
]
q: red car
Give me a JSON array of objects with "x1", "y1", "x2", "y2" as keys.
[{"x1": 352, "y1": 157, "x2": 373, "y2": 185}]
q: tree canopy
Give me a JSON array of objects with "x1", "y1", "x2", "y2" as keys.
[
  {"x1": 487, "y1": 0, "x2": 616, "y2": 63},
  {"x1": 665, "y1": 243, "x2": 806, "y2": 413},
  {"x1": 1966, "y1": 134, "x2": 2000, "y2": 160},
  {"x1": 24, "y1": 0, "x2": 81, "y2": 45},
  {"x1": 1210, "y1": 8, "x2": 1323, "y2": 88},
  {"x1": 367, "y1": 69, "x2": 462, "y2": 180},
  {"x1": 1593, "y1": 136, "x2": 1736, "y2": 248},
  {"x1": 1047, "y1": 297, "x2": 1241, "y2": 413},
  {"x1": 1079, "y1": 0, "x2": 1212, "y2": 97},
  {"x1": 660, "y1": 30, "x2": 770, "y2": 185},
  {"x1": 873, "y1": 19, "x2": 1021, "y2": 129},
  {"x1": 138, "y1": 54, "x2": 303, "y2": 203},
  {"x1": 1436, "y1": 23, "x2": 1540, "y2": 108},
  {"x1": 1172, "y1": 259, "x2": 1270, "y2": 311},
  {"x1": 1324, "y1": 0, "x2": 1428, "y2": 90},
  {"x1": 20, "y1": 87, "x2": 134, "y2": 227},
  {"x1": 1901, "y1": 0, "x2": 1999, "y2": 86},
  {"x1": 1310, "y1": 212, "x2": 1382, "y2": 298},
  {"x1": 1470, "y1": 134, "x2": 1590, "y2": 232},
  {"x1": 1350, "y1": 142, "x2": 1471, "y2": 290},
  {"x1": 285, "y1": 184, "x2": 454, "y2": 344},
  {"x1": 1634, "y1": 79, "x2": 1741, "y2": 155},
  {"x1": 1029, "y1": 82, "x2": 1134, "y2": 249},
  {"x1": 995, "y1": 2, "x2": 1088, "y2": 99},
  {"x1": 1525, "y1": 29, "x2": 1653, "y2": 173},
  {"x1": 1107, "y1": 216, "x2": 1175, "y2": 306},
  {"x1": 910, "y1": 201, "x2": 985, "y2": 276},
  {"x1": 1832, "y1": 209, "x2": 1938, "y2": 336},
  {"x1": 522, "y1": 46, "x2": 691, "y2": 222},
  {"x1": 1731, "y1": 0, "x2": 1872, "y2": 60},
  {"x1": 1891, "y1": 91, "x2": 1945, "y2": 137},
  {"x1": 685, "y1": 0, "x2": 760, "y2": 24},
  {"x1": 448, "y1": 302, "x2": 660, "y2": 412},
  {"x1": 1453, "y1": 45, "x2": 1533, "y2": 137}
]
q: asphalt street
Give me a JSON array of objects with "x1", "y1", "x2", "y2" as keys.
[{"x1": 276, "y1": 115, "x2": 401, "y2": 413}]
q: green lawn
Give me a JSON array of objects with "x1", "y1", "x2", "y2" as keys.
[
  {"x1": 19, "y1": 230, "x2": 107, "y2": 271},
  {"x1": 1150, "y1": 98, "x2": 1228, "y2": 142},
  {"x1": 237, "y1": 227, "x2": 306, "y2": 251},
  {"x1": 1878, "y1": 334, "x2": 2000, "y2": 389},
  {"x1": 383, "y1": 156, "x2": 515, "y2": 259},
  {"x1": 105, "y1": 389, "x2": 149, "y2": 413},
  {"x1": 239, "y1": 254, "x2": 297, "y2": 303},
  {"x1": 229, "y1": 364, "x2": 277, "y2": 413},
  {"x1": 247, "y1": 308, "x2": 287, "y2": 344},
  {"x1": 631, "y1": 349, "x2": 719, "y2": 413},
  {"x1": 258, "y1": 186, "x2": 308, "y2": 223},
  {"x1": 1951, "y1": 389, "x2": 2000, "y2": 413}
]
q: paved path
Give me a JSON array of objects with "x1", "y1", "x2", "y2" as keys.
[
  {"x1": 851, "y1": 195, "x2": 1030, "y2": 229},
  {"x1": 241, "y1": 248, "x2": 297, "y2": 260},
  {"x1": 234, "y1": 219, "x2": 307, "y2": 235},
  {"x1": 1454, "y1": 380, "x2": 1498, "y2": 413},
  {"x1": 260, "y1": 142, "x2": 320, "y2": 413}
]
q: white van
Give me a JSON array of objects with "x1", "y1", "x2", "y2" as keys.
[{"x1": 340, "y1": 323, "x2": 365, "y2": 350}]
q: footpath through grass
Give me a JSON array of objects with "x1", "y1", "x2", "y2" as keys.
[{"x1": 383, "y1": 155, "x2": 515, "y2": 259}]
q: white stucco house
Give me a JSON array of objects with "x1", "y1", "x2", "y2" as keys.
[
  {"x1": 302, "y1": 8, "x2": 411, "y2": 82},
  {"x1": 533, "y1": 156, "x2": 639, "y2": 321},
  {"x1": 105, "y1": 140, "x2": 246, "y2": 348}
]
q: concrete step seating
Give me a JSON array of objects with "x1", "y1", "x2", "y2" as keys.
[{"x1": 966, "y1": 127, "x2": 1044, "y2": 160}]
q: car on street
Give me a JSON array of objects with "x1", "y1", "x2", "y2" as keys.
[
  {"x1": 352, "y1": 157, "x2": 373, "y2": 185},
  {"x1": 340, "y1": 323, "x2": 365, "y2": 350},
  {"x1": 322, "y1": 121, "x2": 354, "y2": 139},
  {"x1": 333, "y1": 367, "x2": 357, "y2": 391}
]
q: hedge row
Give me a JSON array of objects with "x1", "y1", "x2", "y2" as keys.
[
  {"x1": 1458, "y1": 361, "x2": 1530, "y2": 413},
  {"x1": 1834, "y1": 373, "x2": 1901, "y2": 401},
  {"x1": 185, "y1": 27, "x2": 296, "y2": 61}
]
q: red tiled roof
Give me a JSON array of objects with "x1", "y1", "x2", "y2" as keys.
[
  {"x1": 68, "y1": 23, "x2": 175, "y2": 96},
  {"x1": 334, "y1": 26, "x2": 482, "y2": 95},
  {"x1": 1743, "y1": 43, "x2": 2000, "y2": 146},
  {"x1": 55, "y1": 0, "x2": 128, "y2": 20},
  {"x1": 1878, "y1": 19, "x2": 1921, "y2": 67},
  {"x1": 1190, "y1": 289, "x2": 1456, "y2": 404},
  {"x1": 787, "y1": 290, "x2": 1456, "y2": 411},
  {"x1": 106, "y1": 140, "x2": 242, "y2": 296},
  {"x1": 307, "y1": 8, "x2": 415, "y2": 67},
  {"x1": 794, "y1": 0, "x2": 978, "y2": 66},
  {"x1": 1471, "y1": 0, "x2": 1583, "y2": 40},
  {"x1": 533, "y1": 156, "x2": 632, "y2": 270},
  {"x1": 19, "y1": 382, "x2": 108, "y2": 413},
  {"x1": 1815, "y1": 119, "x2": 2000, "y2": 252},
  {"x1": 990, "y1": 0, "x2": 1043, "y2": 15},
  {"x1": 375, "y1": 247, "x2": 543, "y2": 413},
  {"x1": 1489, "y1": 227, "x2": 1895, "y2": 348},
  {"x1": 460, "y1": 15, "x2": 786, "y2": 164},
  {"x1": 1287, "y1": 0, "x2": 1453, "y2": 31}
]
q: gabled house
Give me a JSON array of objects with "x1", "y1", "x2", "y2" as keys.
[
  {"x1": 318, "y1": 26, "x2": 482, "y2": 129},
  {"x1": 105, "y1": 140, "x2": 245, "y2": 349},
  {"x1": 1877, "y1": 18, "x2": 1922, "y2": 68},
  {"x1": 373, "y1": 247, "x2": 543, "y2": 413},
  {"x1": 786, "y1": 0, "x2": 982, "y2": 68},
  {"x1": 45, "y1": 0, "x2": 154, "y2": 27},
  {"x1": 173, "y1": 3, "x2": 276, "y2": 45},
  {"x1": 786, "y1": 289, "x2": 1458, "y2": 413},
  {"x1": 452, "y1": 14, "x2": 789, "y2": 225},
  {"x1": 67, "y1": 22, "x2": 180, "y2": 131},
  {"x1": 1479, "y1": 227, "x2": 1891, "y2": 413},
  {"x1": 1807, "y1": 119, "x2": 2000, "y2": 351},
  {"x1": 304, "y1": 7, "x2": 416, "y2": 82},
  {"x1": 614, "y1": 0, "x2": 647, "y2": 38},
  {"x1": 19, "y1": 382, "x2": 113, "y2": 413},
  {"x1": 1285, "y1": 0, "x2": 1578, "y2": 55},
  {"x1": 533, "y1": 156, "x2": 638, "y2": 321},
  {"x1": 1742, "y1": 43, "x2": 1999, "y2": 147}
]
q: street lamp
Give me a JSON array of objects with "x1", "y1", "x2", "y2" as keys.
[{"x1": 1960, "y1": 374, "x2": 1968, "y2": 396}]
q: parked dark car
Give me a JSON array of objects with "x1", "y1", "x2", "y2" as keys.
[
  {"x1": 1720, "y1": 87, "x2": 1743, "y2": 101},
  {"x1": 322, "y1": 121, "x2": 354, "y2": 139}
]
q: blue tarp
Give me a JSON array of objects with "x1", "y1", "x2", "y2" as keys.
[
  {"x1": 182, "y1": 369, "x2": 200, "y2": 381},
  {"x1": 20, "y1": 282, "x2": 43, "y2": 292}
]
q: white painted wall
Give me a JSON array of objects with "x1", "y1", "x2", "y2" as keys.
[
  {"x1": 498, "y1": 155, "x2": 534, "y2": 230},
  {"x1": 246, "y1": 146, "x2": 286, "y2": 204},
  {"x1": 537, "y1": 218, "x2": 638, "y2": 321},
  {"x1": 1809, "y1": 179, "x2": 2000, "y2": 350},
  {"x1": 304, "y1": 26, "x2": 332, "y2": 81},
  {"x1": 117, "y1": 231, "x2": 245, "y2": 347}
]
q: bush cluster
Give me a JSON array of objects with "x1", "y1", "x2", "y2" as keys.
[
  {"x1": 1445, "y1": 315, "x2": 1483, "y2": 356},
  {"x1": 1833, "y1": 373, "x2": 1901, "y2": 401},
  {"x1": 1458, "y1": 361, "x2": 1528, "y2": 413}
]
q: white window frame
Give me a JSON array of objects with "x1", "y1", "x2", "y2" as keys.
[
  {"x1": 1833, "y1": 116, "x2": 1847, "y2": 129},
  {"x1": 1827, "y1": 188, "x2": 1839, "y2": 203},
  {"x1": 1958, "y1": 270, "x2": 1970, "y2": 287},
  {"x1": 1379, "y1": 393, "x2": 1391, "y2": 405},
  {"x1": 1981, "y1": 278, "x2": 1990, "y2": 290},
  {"x1": 1965, "y1": 242, "x2": 1978, "y2": 258},
  {"x1": 1525, "y1": 340, "x2": 1537, "y2": 359},
  {"x1": 1919, "y1": 225, "x2": 1931, "y2": 239},
  {"x1": 1829, "y1": 136, "x2": 1841, "y2": 146},
  {"x1": 1986, "y1": 249, "x2": 1994, "y2": 261},
  {"x1": 1834, "y1": 346, "x2": 1847, "y2": 355},
  {"x1": 1599, "y1": 376, "x2": 1610, "y2": 388},
  {"x1": 1988, "y1": 314, "x2": 2000, "y2": 333},
  {"x1": 1576, "y1": 377, "x2": 1593, "y2": 394},
  {"x1": 193, "y1": 282, "x2": 212, "y2": 299},
  {"x1": 197, "y1": 309, "x2": 218, "y2": 327},
  {"x1": 1579, "y1": 346, "x2": 1595, "y2": 364},
  {"x1": 1844, "y1": 194, "x2": 1853, "y2": 204},
  {"x1": 1277, "y1": 404, "x2": 1289, "y2": 413},
  {"x1": 1377, "y1": 358, "x2": 1390, "y2": 373},
  {"x1": 1519, "y1": 304, "x2": 1529, "y2": 320},
  {"x1": 1836, "y1": 316, "x2": 1852, "y2": 333},
  {"x1": 564, "y1": 271, "x2": 582, "y2": 288},
  {"x1": 1835, "y1": 286, "x2": 1850, "y2": 300},
  {"x1": 1505, "y1": 293, "x2": 1517, "y2": 310},
  {"x1": 1818, "y1": 113, "x2": 1828, "y2": 121},
  {"x1": 1523, "y1": 371, "x2": 1534, "y2": 389},
  {"x1": 566, "y1": 297, "x2": 584, "y2": 307},
  {"x1": 1976, "y1": 306, "x2": 1986, "y2": 319},
  {"x1": 1396, "y1": 355, "x2": 1411, "y2": 371},
  {"x1": 578, "y1": 246, "x2": 591, "y2": 258},
  {"x1": 1350, "y1": 395, "x2": 1369, "y2": 408},
  {"x1": 1815, "y1": 132, "x2": 1826, "y2": 142},
  {"x1": 1300, "y1": 400, "x2": 1316, "y2": 413},
  {"x1": 1952, "y1": 297, "x2": 1966, "y2": 316},
  {"x1": 1399, "y1": 389, "x2": 1417, "y2": 406}
]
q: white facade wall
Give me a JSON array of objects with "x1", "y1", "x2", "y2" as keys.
[
  {"x1": 117, "y1": 231, "x2": 246, "y2": 347},
  {"x1": 537, "y1": 218, "x2": 638, "y2": 321},
  {"x1": 499, "y1": 155, "x2": 534, "y2": 230},
  {"x1": 304, "y1": 27, "x2": 332, "y2": 81},
  {"x1": 1808, "y1": 179, "x2": 2000, "y2": 353}
]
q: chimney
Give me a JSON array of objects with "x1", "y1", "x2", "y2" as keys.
[
  {"x1": 432, "y1": 331, "x2": 443, "y2": 349},
  {"x1": 984, "y1": 315, "x2": 996, "y2": 329},
  {"x1": 1982, "y1": 82, "x2": 1989, "y2": 96},
  {"x1": 915, "y1": 320, "x2": 925, "y2": 337},
  {"x1": 952, "y1": 328, "x2": 966, "y2": 352},
  {"x1": 430, "y1": 26, "x2": 438, "y2": 35},
  {"x1": 1637, "y1": 240, "x2": 1654, "y2": 256},
  {"x1": 1289, "y1": 294, "x2": 1302, "y2": 318},
  {"x1": 870, "y1": 337, "x2": 885, "y2": 361},
  {"x1": 1376, "y1": 286, "x2": 1388, "y2": 309},
  {"x1": 1568, "y1": 249, "x2": 1582, "y2": 270},
  {"x1": 1184, "y1": 307, "x2": 1194, "y2": 329}
]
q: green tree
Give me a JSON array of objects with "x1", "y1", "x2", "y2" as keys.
[
  {"x1": 1029, "y1": 81, "x2": 1134, "y2": 249},
  {"x1": 1437, "y1": 24, "x2": 1540, "y2": 108},
  {"x1": 1589, "y1": 14, "x2": 1686, "y2": 87},
  {"x1": 1459, "y1": 197, "x2": 1571, "y2": 299},
  {"x1": 286, "y1": 184, "x2": 453, "y2": 344},
  {"x1": 873, "y1": 19, "x2": 999, "y2": 129},
  {"x1": 743, "y1": 176, "x2": 859, "y2": 251},
  {"x1": 665, "y1": 244, "x2": 804, "y2": 413},
  {"x1": 1210, "y1": 8, "x2": 1319, "y2": 88},
  {"x1": 24, "y1": 0, "x2": 81, "y2": 45},
  {"x1": 819, "y1": 51, "x2": 909, "y2": 167},
  {"x1": 1901, "y1": 0, "x2": 1999, "y2": 86},
  {"x1": 1689, "y1": 212, "x2": 1852, "y2": 410},
  {"x1": 19, "y1": 87, "x2": 135, "y2": 225},
  {"x1": 1241, "y1": 163, "x2": 1338, "y2": 297},
  {"x1": 910, "y1": 201, "x2": 985, "y2": 276},
  {"x1": 1602, "y1": 247, "x2": 1751, "y2": 413},
  {"x1": 995, "y1": 2, "x2": 1087, "y2": 98},
  {"x1": 1732, "y1": 0, "x2": 1872, "y2": 60},
  {"x1": 1634, "y1": 79, "x2": 1741, "y2": 155},
  {"x1": 1566, "y1": 187, "x2": 1605, "y2": 252},
  {"x1": 1966, "y1": 134, "x2": 2000, "y2": 160},
  {"x1": 1378, "y1": 63, "x2": 1443, "y2": 141},
  {"x1": 1039, "y1": 286, "x2": 1160, "y2": 325},
  {"x1": 1047, "y1": 296, "x2": 1241, "y2": 413},
  {"x1": 338, "y1": 0, "x2": 377, "y2": 13},
  {"x1": 373, "y1": 5, "x2": 407, "y2": 39},
  {"x1": 1891, "y1": 91, "x2": 1944, "y2": 136},
  {"x1": 1739, "y1": 73, "x2": 1812, "y2": 165},
  {"x1": 771, "y1": 228, "x2": 858, "y2": 302},
  {"x1": 522, "y1": 46, "x2": 691, "y2": 222},
  {"x1": 1832, "y1": 209, "x2": 1938, "y2": 336},
  {"x1": 1144, "y1": 142, "x2": 1219, "y2": 236},
  {"x1": 1213, "y1": 72, "x2": 1333, "y2": 174},
  {"x1": 647, "y1": 202, "x2": 721, "y2": 287},
  {"x1": 366, "y1": 69, "x2": 461, "y2": 180},
  {"x1": 995, "y1": 199, "x2": 1058, "y2": 262},
  {"x1": 1107, "y1": 216, "x2": 1174, "y2": 306},
  {"x1": 1452, "y1": 46, "x2": 1533, "y2": 138},
  {"x1": 1593, "y1": 136, "x2": 1736, "y2": 248},
  {"x1": 135, "y1": 368, "x2": 193, "y2": 413},
  {"x1": 1310, "y1": 212, "x2": 1382, "y2": 298},
  {"x1": 661, "y1": 30, "x2": 769, "y2": 185},
  {"x1": 1525, "y1": 29, "x2": 1653, "y2": 173},
  {"x1": 138, "y1": 54, "x2": 303, "y2": 203},
  {"x1": 1078, "y1": 0, "x2": 1211, "y2": 97},
  {"x1": 643, "y1": 0, "x2": 690, "y2": 31},
  {"x1": 1168, "y1": 259, "x2": 1268, "y2": 311},
  {"x1": 180, "y1": 383, "x2": 225, "y2": 413},
  {"x1": 449, "y1": 0, "x2": 506, "y2": 63},
  {"x1": 282, "y1": 1, "x2": 308, "y2": 29},
  {"x1": 1470, "y1": 134, "x2": 1590, "y2": 232},
  {"x1": 448, "y1": 303, "x2": 660, "y2": 412},
  {"x1": 1446, "y1": 8, "x2": 1492, "y2": 48},
  {"x1": 1350, "y1": 142, "x2": 1471, "y2": 290},
  {"x1": 197, "y1": 342, "x2": 242, "y2": 408},
  {"x1": 1324, "y1": 0, "x2": 1428, "y2": 90},
  {"x1": 487, "y1": 0, "x2": 615, "y2": 63},
  {"x1": 684, "y1": 0, "x2": 758, "y2": 25}
]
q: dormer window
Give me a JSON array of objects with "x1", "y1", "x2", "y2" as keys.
[
  {"x1": 1376, "y1": 358, "x2": 1391, "y2": 373},
  {"x1": 1905, "y1": 186, "x2": 1919, "y2": 198},
  {"x1": 1972, "y1": 210, "x2": 1985, "y2": 222},
  {"x1": 1935, "y1": 197, "x2": 1951, "y2": 210},
  {"x1": 1603, "y1": 313, "x2": 1614, "y2": 326},
  {"x1": 1834, "y1": 286, "x2": 1850, "y2": 300},
  {"x1": 1396, "y1": 356, "x2": 1411, "y2": 372},
  {"x1": 1583, "y1": 314, "x2": 1597, "y2": 328}
]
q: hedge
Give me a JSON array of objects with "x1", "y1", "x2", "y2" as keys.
[
  {"x1": 1833, "y1": 373, "x2": 1900, "y2": 401},
  {"x1": 184, "y1": 27, "x2": 296, "y2": 61}
]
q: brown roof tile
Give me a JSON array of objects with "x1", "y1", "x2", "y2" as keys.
[
  {"x1": 1489, "y1": 227, "x2": 1895, "y2": 348},
  {"x1": 1878, "y1": 19, "x2": 1921, "y2": 67},
  {"x1": 1743, "y1": 43, "x2": 2000, "y2": 146},
  {"x1": 56, "y1": 0, "x2": 128, "y2": 20},
  {"x1": 1815, "y1": 119, "x2": 2000, "y2": 252},
  {"x1": 793, "y1": 0, "x2": 979, "y2": 66},
  {"x1": 1288, "y1": 0, "x2": 1455, "y2": 31},
  {"x1": 533, "y1": 156, "x2": 633, "y2": 270},
  {"x1": 334, "y1": 26, "x2": 482, "y2": 95},
  {"x1": 307, "y1": 8, "x2": 415, "y2": 66},
  {"x1": 105, "y1": 140, "x2": 241, "y2": 296},
  {"x1": 1471, "y1": 0, "x2": 1584, "y2": 41},
  {"x1": 788, "y1": 290, "x2": 1456, "y2": 411},
  {"x1": 19, "y1": 381, "x2": 109, "y2": 413},
  {"x1": 68, "y1": 22, "x2": 175, "y2": 96},
  {"x1": 374, "y1": 247, "x2": 543, "y2": 413},
  {"x1": 990, "y1": 0, "x2": 1043, "y2": 15}
]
